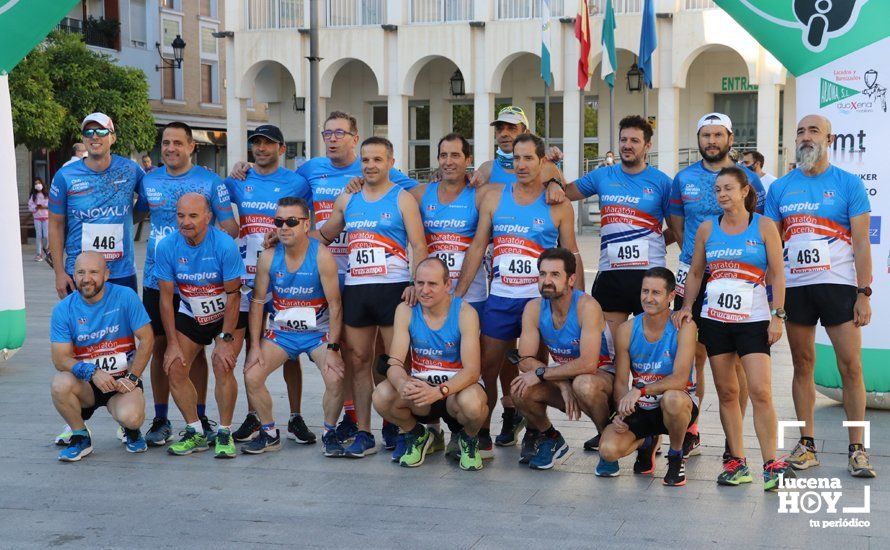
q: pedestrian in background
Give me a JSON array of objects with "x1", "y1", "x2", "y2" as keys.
[{"x1": 28, "y1": 177, "x2": 50, "y2": 262}]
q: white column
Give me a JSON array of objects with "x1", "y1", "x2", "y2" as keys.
[
  {"x1": 563, "y1": 86, "x2": 582, "y2": 182},
  {"x1": 656, "y1": 86, "x2": 680, "y2": 177},
  {"x1": 757, "y1": 82, "x2": 781, "y2": 176},
  {"x1": 473, "y1": 92, "x2": 494, "y2": 165},
  {"x1": 781, "y1": 77, "x2": 797, "y2": 176},
  {"x1": 388, "y1": 94, "x2": 409, "y2": 171},
  {"x1": 225, "y1": 36, "x2": 246, "y2": 172}
]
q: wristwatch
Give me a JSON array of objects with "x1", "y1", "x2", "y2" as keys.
[
  {"x1": 634, "y1": 381, "x2": 647, "y2": 397},
  {"x1": 125, "y1": 373, "x2": 140, "y2": 384},
  {"x1": 218, "y1": 332, "x2": 234, "y2": 343},
  {"x1": 535, "y1": 366, "x2": 547, "y2": 382},
  {"x1": 771, "y1": 307, "x2": 787, "y2": 320},
  {"x1": 438, "y1": 383, "x2": 450, "y2": 397},
  {"x1": 327, "y1": 342, "x2": 341, "y2": 352},
  {"x1": 857, "y1": 286, "x2": 872, "y2": 297},
  {"x1": 544, "y1": 177, "x2": 566, "y2": 191}
]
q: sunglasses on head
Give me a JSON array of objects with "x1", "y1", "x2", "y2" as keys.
[
  {"x1": 82, "y1": 128, "x2": 112, "y2": 138},
  {"x1": 273, "y1": 216, "x2": 308, "y2": 228}
]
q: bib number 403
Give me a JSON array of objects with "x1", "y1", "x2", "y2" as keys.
[{"x1": 716, "y1": 292, "x2": 743, "y2": 310}]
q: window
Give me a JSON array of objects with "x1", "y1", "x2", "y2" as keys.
[
  {"x1": 409, "y1": 103, "x2": 431, "y2": 170},
  {"x1": 200, "y1": 26, "x2": 217, "y2": 56},
  {"x1": 201, "y1": 64, "x2": 213, "y2": 104},
  {"x1": 371, "y1": 104, "x2": 388, "y2": 138},
  {"x1": 129, "y1": 0, "x2": 147, "y2": 48},
  {"x1": 161, "y1": 0, "x2": 178, "y2": 10},
  {"x1": 199, "y1": 0, "x2": 217, "y2": 18},
  {"x1": 534, "y1": 101, "x2": 565, "y2": 143},
  {"x1": 451, "y1": 104, "x2": 474, "y2": 141},
  {"x1": 714, "y1": 92, "x2": 757, "y2": 147},
  {"x1": 162, "y1": 67, "x2": 176, "y2": 100},
  {"x1": 161, "y1": 17, "x2": 181, "y2": 49}
]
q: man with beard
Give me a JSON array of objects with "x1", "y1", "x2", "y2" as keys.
[
  {"x1": 765, "y1": 114, "x2": 875, "y2": 478},
  {"x1": 667, "y1": 113, "x2": 765, "y2": 460}
]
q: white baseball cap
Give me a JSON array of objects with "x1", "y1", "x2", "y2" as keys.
[
  {"x1": 696, "y1": 112, "x2": 732, "y2": 133},
  {"x1": 490, "y1": 105, "x2": 530, "y2": 128},
  {"x1": 81, "y1": 112, "x2": 115, "y2": 132}
]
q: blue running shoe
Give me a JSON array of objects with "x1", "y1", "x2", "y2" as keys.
[
  {"x1": 124, "y1": 429, "x2": 148, "y2": 453},
  {"x1": 145, "y1": 417, "x2": 172, "y2": 447},
  {"x1": 59, "y1": 433, "x2": 93, "y2": 462},
  {"x1": 382, "y1": 422, "x2": 399, "y2": 451},
  {"x1": 323, "y1": 430, "x2": 345, "y2": 457},
  {"x1": 529, "y1": 433, "x2": 568, "y2": 470},
  {"x1": 596, "y1": 458, "x2": 620, "y2": 477},
  {"x1": 344, "y1": 431, "x2": 378, "y2": 458},
  {"x1": 335, "y1": 414, "x2": 358, "y2": 444},
  {"x1": 391, "y1": 433, "x2": 408, "y2": 462}
]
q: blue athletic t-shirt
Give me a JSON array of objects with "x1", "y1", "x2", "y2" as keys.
[
  {"x1": 50, "y1": 283, "x2": 151, "y2": 378},
  {"x1": 154, "y1": 226, "x2": 243, "y2": 325},
  {"x1": 137, "y1": 165, "x2": 235, "y2": 290},
  {"x1": 49, "y1": 155, "x2": 144, "y2": 278}
]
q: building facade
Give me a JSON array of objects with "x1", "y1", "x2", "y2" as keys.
[{"x1": 226, "y1": 0, "x2": 798, "y2": 185}]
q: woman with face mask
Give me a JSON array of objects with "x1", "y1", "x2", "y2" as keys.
[{"x1": 28, "y1": 177, "x2": 50, "y2": 262}]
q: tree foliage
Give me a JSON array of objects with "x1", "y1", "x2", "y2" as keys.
[{"x1": 9, "y1": 31, "x2": 155, "y2": 153}]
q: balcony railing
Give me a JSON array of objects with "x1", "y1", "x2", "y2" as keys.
[
  {"x1": 588, "y1": 0, "x2": 643, "y2": 15},
  {"x1": 409, "y1": 0, "x2": 474, "y2": 23},
  {"x1": 684, "y1": 0, "x2": 718, "y2": 10},
  {"x1": 326, "y1": 0, "x2": 386, "y2": 27},
  {"x1": 247, "y1": 0, "x2": 305, "y2": 30},
  {"x1": 57, "y1": 16, "x2": 119, "y2": 49},
  {"x1": 496, "y1": 0, "x2": 568, "y2": 19}
]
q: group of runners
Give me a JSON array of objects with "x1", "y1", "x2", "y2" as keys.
[{"x1": 47, "y1": 104, "x2": 876, "y2": 488}]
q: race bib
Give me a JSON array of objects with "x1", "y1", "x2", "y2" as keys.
[
  {"x1": 413, "y1": 370, "x2": 453, "y2": 385},
  {"x1": 607, "y1": 241, "x2": 650, "y2": 268},
  {"x1": 81, "y1": 223, "x2": 124, "y2": 261},
  {"x1": 329, "y1": 231, "x2": 349, "y2": 256},
  {"x1": 706, "y1": 278, "x2": 754, "y2": 322},
  {"x1": 349, "y1": 246, "x2": 387, "y2": 277},
  {"x1": 242, "y1": 234, "x2": 265, "y2": 274},
  {"x1": 93, "y1": 352, "x2": 128, "y2": 377},
  {"x1": 498, "y1": 254, "x2": 538, "y2": 284},
  {"x1": 187, "y1": 293, "x2": 226, "y2": 325},
  {"x1": 433, "y1": 250, "x2": 465, "y2": 279},
  {"x1": 675, "y1": 262, "x2": 690, "y2": 298},
  {"x1": 788, "y1": 240, "x2": 831, "y2": 274},
  {"x1": 274, "y1": 307, "x2": 317, "y2": 332}
]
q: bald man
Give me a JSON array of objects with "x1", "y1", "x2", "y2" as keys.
[
  {"x1": 155, "y1": 193, "x2": 244, "y2": 458},
  {"x1": 50, "y1": 252, "x2": 154, "y2": 461},
  {"x1": 765, "y1": 114, "x2": 875, "y2": 478}
]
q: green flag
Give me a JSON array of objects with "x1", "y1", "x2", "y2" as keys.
[
  {"x1": 601, "y1": 0, "x2": 616, "y2": 88},
  {"x1": 714, "y1": 0, "x2": 889, "y2": 76},
  {"x1": 0, "y1": 0, "x2": 80, "y2": 74}
]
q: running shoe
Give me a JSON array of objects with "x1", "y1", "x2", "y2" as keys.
[
  {"x1": 849, "y1": 449, "x2": 877, "y2": 478},
  {"x1": 529, "y1": 433, "x2": 568, "y2": 470},
  {"x1": 717, "y1": 457, "x2": 753, "y2": 486},
  {"x1": 323, "y1": 429, "x2": 345, "y2": 458},
  {"x1": 428, "y1": 427, "x2": 446, "y2": 454},
  {"x1": 200, "y1": 416, "x2": 217, "y2": 443},
  {"x1": 124, "y1": 429, "x2": 147, "y2": 453},
  {"x1": 519, "y1": 429, "x2": 541, "y2": 464},
  {"x1": 495, "y1": 409, "x2": 526, "y2": 447},
  {"x1": 663, "y1": 453, "x2": 687, "y2": 486},
  {"x1": 445, "y1": 431, "x2": 460, "y2": 461},
  {"x1": 335, "y1": 414, "x2": 359, "y2": 444},
  {"x1": 242, "y1": 429, "x2": 282, "y2": 455},
  {"x1": 459, "y1": 432, "x2": 483, "y2": 471},
  {"x1": 683, "y1": 431, "x2": 701, "y2": 458},
  {"x1": 583, "y1": 433, "x2": 601, "y2": 452},
  {"x1": 787, "y1": 440, "x2": 819, "y2": 470},
  {"x1": 145, "y1": 417, "x2": 172, "y2": 447},
  {"x1": 233, "y1": 412, "x2": 261, "y2": 442},
  {"x1": 344, "y1": 431, "x2": 378, "y2": 458},
  {"x1": 399, "y1": 426, "x2": 432, "y2": 468},
  {"x1": 633, "y1": 435, "x2": 659, "y2": 475},
  {"x1": 117, "y1": 426, "x2": 127, "y2": 444},
  {"x1": 763, "y1": 458, "x2": 795, "y2": 491},
  {"x1": 478, "y1": 432, "x2": 495, "y2": 460},
  {"x1": 595, "y1": 458, "x2": 620, "y2": 477},
  {"x1": 391, "y1": 433, "x2": 408, "y2": 463},
  {"x1": 214, "y1": 428, "x2": 236, "y2": 459},
  {"x1": 381, "y1": 422, "x2": 399, "y2": 451},
  {"x1": 287, "y1": 414, "x2": 317, "y2": 444},
  {"x1": 167, "y1": 426, "x2": 209, "y2": 456},
  {"x1": 55, "y1": 424, "x2": 91, "y2": 446},
  {"x1": 58, "y1": 433, "x2": 93, "y2": 462}
]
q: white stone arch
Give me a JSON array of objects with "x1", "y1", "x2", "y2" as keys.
[
  {"x1": 489, "y1": 50, "x2": 540, "y2": 94},
  {"x1": 320, "y1": 57, "x2": 386, "y2": 98},
  {"x1": 238, "y1": 59, "x2": 299, "y2": 101},
  {"x1": 400, "y1": 54, "x2": 469, "y2": 97},
  {"x1": 675, "y1": 43, "x2": 757, "y2": 89}
]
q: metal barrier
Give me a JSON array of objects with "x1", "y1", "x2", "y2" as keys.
[{"x1": 409, "y1": 0, "x2": 474, "y2": 23}]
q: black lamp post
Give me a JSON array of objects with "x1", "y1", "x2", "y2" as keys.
[
  {"x1": 450, "y1": 70, "x2": 466, "y2": 97},
  {"x1": 155, "y1": 34, "x2": 186, "y2": 71},
  {"x1": 626, "y1": 63, "x2": 643, "y2": 92}
]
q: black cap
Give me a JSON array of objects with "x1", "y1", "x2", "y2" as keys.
[{"x1": 250, "y1": 124, "x2": 285, "y2": 144}]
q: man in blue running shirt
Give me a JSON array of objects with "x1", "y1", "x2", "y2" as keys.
[{"x1": 50, "y1": 252, "x2": 154, "y2": 461}]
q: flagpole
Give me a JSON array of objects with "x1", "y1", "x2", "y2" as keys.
[
  {"x1": 609, "y1": 86, "x2": 615, "y2": 153},
  {"x1": 578, "y1": 87, "x2": 585, "y2": 233},
  {"x1": 643, "y1": 82, "x2": 648, "y2": 119},
  {"x1": 544, "y1": 79, "x2": 550, "y2": 147}
]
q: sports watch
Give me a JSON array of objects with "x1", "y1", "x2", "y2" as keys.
[
  {"x1": 634, "y1": 381, "x2": 647, "y2": 397},
  {"x1": 771, "y1": 307, "x2": 787, "y2": 320},
  {"x1": 438, "y1": 384, "x2": 450, "y2": 397},
  {"x1": 327, "y1": 342, "x2": 341, "y2": 352},
  {"x1": 218, "y1": 332, "x2": 234, "y2": 343},
  {"x1": 535, "y1": 366, "x2": 547, "y2": 382},
  {"x1": 857, "y1": 286, "x2": 872, "y2": 297},
  {"x1": 126, "y1": 373, "x2": 140, "y2": 384}
]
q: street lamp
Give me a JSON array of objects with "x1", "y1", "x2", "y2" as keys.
[
  {"x1": 450, "y1": 70, "x2": 466, "y2": 97},
  {"x1": 626, "y1": 63, "x2": 643, "y2": 93},
  {"x1": 155, "y1": 35, "x2": 186, "y2": 71}
]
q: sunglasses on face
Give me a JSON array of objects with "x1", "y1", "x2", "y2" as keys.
[
  {"x1": 82, "y1": 128, "x2": 112, "y2": 138},
  {"x1": 321, "y1": 129, "x2": 355, "y2": 140},
  {"x1": 273, "y1": 217, "x2": 308, "y2": 228}
]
